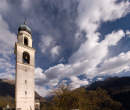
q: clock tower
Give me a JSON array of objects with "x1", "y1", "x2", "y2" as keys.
[{"x1": 15, "y1": 23, "x2": 35, "y2": 110}]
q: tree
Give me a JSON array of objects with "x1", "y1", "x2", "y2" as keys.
[
  {"x1": 0, "y1": 96, "x2": 14, "y2": 108},
  {"x1": 41, "y1": 85, "x2": 123, "y2": 110},
  {"x1": 79, "y1": 88, "x2": 122, "y2": 110},
  {"x1": 52, "y1": 85, "x2": 79, "y2": 110}
]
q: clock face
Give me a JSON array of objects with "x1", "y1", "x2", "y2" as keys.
[{"x1": 23, "y1": 52, "x2": 30, "y2": 64}]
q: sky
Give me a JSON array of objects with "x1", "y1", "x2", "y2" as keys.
[{"x1": 0, "y1": 0, "x2": 130, "y2": 97}]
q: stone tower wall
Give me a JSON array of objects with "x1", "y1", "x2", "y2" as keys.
[{"x1": 15, "y1": 29, "x2": 35, "y2": 110}]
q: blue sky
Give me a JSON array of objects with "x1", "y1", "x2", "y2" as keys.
[{"x1": 0, "y1": 0, "x2": 130, "y2": 96}]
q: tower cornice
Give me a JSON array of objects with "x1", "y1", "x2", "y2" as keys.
[
  {"x1": 18, "y1": 31, "x2": 32, "y2": 39},
  {"x1": 15, "y1": 42, "x2": 36, "y2": 52}
]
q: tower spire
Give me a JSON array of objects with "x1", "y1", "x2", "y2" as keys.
[
  {"x1": 24, "y1": 18, "x2": 27, "y2": 25},
  {"x1": 18, "y1": 18, "x2": 31, "y2": 34}
]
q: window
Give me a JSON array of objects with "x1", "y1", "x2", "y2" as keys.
[
  {"x1": 25, "y1": 80, "x2": 27, "y2": 84},
  {"x1": 23, "y1": 52, "x2": 30, "y2": 64},
  {"x1": 25, "y1": 91, "x2": 27, "y2": 95},
  {"x1": 24, "y1": 37, "x2": 28, "y2": 46}
]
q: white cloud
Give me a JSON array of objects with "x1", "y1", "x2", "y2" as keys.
[
  {"x1": 0, "y1": 58, "x2": 15, "y2": 80},
  {"x1": 96, "y1": 77, "x2": 103, "y2": 81},
  {"x1": 44, "y1": 64, "x2": 71, "y2": 79},
  {"x1": 0, "y1": 6, "x2": 16, "y2": 80},
  {"x1": 0, "y1": 58, "x2": 14, "y2": 70},
  {"x1": 39, "y1": 35, "x2": 61, "y2": 59},
  {"x1": 0, "y1": 15, "x2": 16, "y2": 58},
  {"x1": 39, "y1": 35, "x2": 53, "y2": 53},
  {"x1": 35, "y1": 85, "x2": 51, "y2": 97},
  {"x1": 69, "y1": 30, "x2": 125, "y2": 76},
  {"x1": 48, "y1": 79, "x2": 59, "y2": 87},
  {"x1": 101, "y1": 30, "x2": 125, "y2": 46},
  {"x1": 70, "y1": 76, "x2": 89, "y2": 89},
  {"x1": 77, "y1": 0, "x2": 130, "y2": 33},
  {"x1": 68, "y1": 0, "x2": 129, "y2": 77},
  {"x1": 97, "y1": 51, "x2": 130, "y2": 75},
  {"x1": 35, "y1": 67, "x2": 46, "y2": 81},
  {"x1": 0, "y1": 0, "x2": 130, "y2": 97},
  {"x1": 0, "y1": 72, "x2": 14, "y2": 80},
  {"x1": 35, "y1": 0, "x2": 130, "y2": 96},
  {"x1": 50, "y1": 45, "x2": 61, "y2": 58},
  {"x1": 36, "y1": 30, "x2": 129, "y2": 96}
]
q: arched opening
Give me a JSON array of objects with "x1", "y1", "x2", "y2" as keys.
[
  {"x1": 25, "y1": 91, "x2": 27, "y2": 95},
  {"x1": 24, "y1": 37, "x2": 28, "y2": 46},
  {"x1": 25, "y1": 80, "x2": 27, "y2": 84},
  {"x1": 23, "y1": 52, "x2": 30, "y2": 64}
]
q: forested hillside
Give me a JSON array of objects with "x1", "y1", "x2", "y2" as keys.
[
  {"x1": 87, "y1": 77, "x2": 130, "y2": 110},
  {"x1": 0, "y1": 77, "x2": 130, "y2": 110}
]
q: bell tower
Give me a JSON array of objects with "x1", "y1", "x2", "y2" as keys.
[{"x1": 15, "y1": 23, "x2": 35, "y2": 110}]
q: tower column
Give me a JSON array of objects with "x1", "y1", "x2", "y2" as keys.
[{"x1": 15, "y1": 24, "x2": 35, "y2": 110}]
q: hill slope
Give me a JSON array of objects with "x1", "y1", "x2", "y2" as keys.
[
  {"x1": 87, "y1": 77, "x2": 130, "y2": 110},
  {"x1": 0, "y1": 79, "x2": 43, "y2": 100},
  {"x1": 0, "y1": 79, "x2": 15, "y2": 97},
  {"x1": 0, "y1": 77, "x2": 130, "y2": 109}
]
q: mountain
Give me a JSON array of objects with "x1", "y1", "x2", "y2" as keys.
[
  {"x1": 0, "y1": 79, "x2": 43, "y2": 100},
  {"x1": 0, "y1": 79, "x2": 15, "y2": 97},
  {"x1": 0, "y1": 77, "x2": 130, "y2": 109},
  {"x1": 87, "y1": 77, "x2": 130, "y2": 110}
]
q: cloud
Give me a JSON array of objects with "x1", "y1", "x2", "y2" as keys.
[
  {"x1": 69, "y1": 30, "x2": 125, "y2": 76},
  {"x1": 0, "y1": 58, "x2": 15, "y2": 80},
  {"x1": 35, "y1": 29, "x2": 129, "y2": 96},
  {"x1": 0, "y1": 15, "x2": 16, "y2": 58},
  {"x1": 48, "y1": 79, "x2": 59, "y2": 87},
  {"x1": 50, "y1": 45, "x2": 61, "y2": 58},
  {"x1": 77, "y1": 0, "x2": 130, "y2": 33},
  {"x1": 34, "y1": 0, "x2": 130, "y2": 96},
  {"x1": 35, "y1": 85, "x2": 51, "y2": 97},
  {"x1": 70, "y1": 76, "x2": 89, "y2": 89},
  {"x1": 35, "y1": 67, "x2": 46, "y2": 81},
  {"x1": 0, "y1": 0, "x2": 8, "y2": 12},
  {"x1": 68, "y1": 0, "x2": 130, "y2": 77},
  {"x1": 97, "y1": 51, "x2": 130, "y2": 75},
  {"x1": 0, "y1": 3, "x2": 16, "y2": 80},
  {"x1": 39, "y1": 35, "x2": 61, "y2": 59},
  {"x1": 21, "y1": 0, "x2": 32, "y2": 10},
  {"x1": 39, "y1": 36, "x2": 53, "y2": 53},
  {"x1": 0, "y1": 73, "x2": 14, "y2": 80},
  {"x1": 43, "y1": 64, "x2": 71, "y2": 80},
  {"x1": 0, "y1": 58, "x2": 14, "y2": 70},
  {"x1": 0, "y1": 0, "x2": 130, "y2": 97},
  {"x1": 126, "y1": 30, "x2": 130, "y2": 37},
  {"x1": 101, "y1": 30, "x2": 125, "y2": 46}
]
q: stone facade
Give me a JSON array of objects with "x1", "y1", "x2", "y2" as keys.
[{"x1": 15, "y1": 27, "x2": 35, "y2": 110}]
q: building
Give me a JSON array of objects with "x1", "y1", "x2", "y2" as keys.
[
  {"x1": 35, "y1": 99, "x2": 40, "y2": 110},
  {"x1": 14, "y1": 23, "x2": 35, "y2": 110}
]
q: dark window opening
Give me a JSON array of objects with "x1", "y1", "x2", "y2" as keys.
[
  {"x1": 25, "y1": 91, "x2": 27, "y2": 95},
  {"x1": 25, "y1": 80, "x2": 27, "y2": 84},
  {"x1": 24, "y1": 37, "x2": 28, "y2": 46},
  {"x1": 23, "y1": 52, "x2": 30, "y2": 64}
]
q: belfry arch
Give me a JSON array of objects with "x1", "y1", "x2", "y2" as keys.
[
  {"x1": 23, "y1": 51, "x2": 30, "y2": 64},
  {"x1": 24, "y1": 37, "x2": 28, "y2": 46}
]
